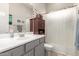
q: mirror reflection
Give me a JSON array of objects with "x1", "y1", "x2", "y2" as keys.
[{"x1": 0, "y1": 3, "x2": 45, "y2": 35}]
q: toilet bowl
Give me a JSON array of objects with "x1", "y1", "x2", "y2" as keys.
[{"x1": 44, "y1": 43, "x2": 54, "y2": 56}]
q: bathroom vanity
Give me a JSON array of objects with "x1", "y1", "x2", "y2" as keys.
[{"x1": 0, "y1": 34, "x2": 45, "y2": 56}]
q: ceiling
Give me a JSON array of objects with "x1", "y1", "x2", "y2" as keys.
[{"x1": 23, "y1": 3, "x2": 79, "y2": 14}]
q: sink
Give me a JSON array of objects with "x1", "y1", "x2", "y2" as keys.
[
  {"x1": 14, "y1": 35, "x2": 31, "y2": 40},
  {"x1": 13, "y1": 33, "x2": 35, "y2": 40}
]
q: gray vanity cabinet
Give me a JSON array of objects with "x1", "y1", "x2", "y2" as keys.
[
  {"x1": 0, "y1": 37, "x2": 45, "y2": 56},
  {"x1": 0, "y1": 51, "x2": 12, "y2": 56},
  {"x1": 0, "y1": 45, "x2": 24, "y2": 56}
]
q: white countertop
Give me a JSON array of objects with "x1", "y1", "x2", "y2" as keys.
[{"x1": 0, "y1": 34, "x2": 45, "y2": 53}]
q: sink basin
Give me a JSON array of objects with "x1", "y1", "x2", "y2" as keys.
[
  {"x1": 13, "y1": 33, "x2": 35, "y2": 40},
  {"x1": 14, "y1": 35, "x2": 31, "y2": 40}
]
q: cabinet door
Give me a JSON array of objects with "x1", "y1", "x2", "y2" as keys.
[
  {"x1": 28, "y1": 49, "x2": 34, "y2": 56},
  {"x1": 35, "y1": 43, "x2": 45, "y2": 56},
  {"x1": 24, "y1": 49, "x2": 34, "y2": 56},
  {"x1": 39, "y1": 37, "x2": 45, "y2": 43},
  {"x1": 12, "y1": 45, "x2": 24, "y2": 56},
  {"x1": 26, "y1": 39, "x2": 39, "y2": 52},
  {"x1": 26, "y1": 41, "x2": 34, "y2": 52},
  {"x1": 0, "y1": 51, "x2": 12, "y2": 56}
]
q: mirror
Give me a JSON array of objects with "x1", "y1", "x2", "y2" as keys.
[{"x1": 0, "y1": 3, "x2": 33, "y2": 34}]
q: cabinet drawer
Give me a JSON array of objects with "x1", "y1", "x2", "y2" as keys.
[
  {"x1": 26, "y1": 39, "x2": 39, "y2": 52},
  {"x1": 39, "y1": 37, "x2": 45, "y2": 43},
  {"x1": 12, "y1": 45, "x2": 24, "y2": 56},
  {"x1": 0, "y1": 50, "x2": 12, "y2": 56}
]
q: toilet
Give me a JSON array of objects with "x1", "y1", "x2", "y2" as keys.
[{"x1": 44, "y1": 43, "x2": 54, "y2": 56}]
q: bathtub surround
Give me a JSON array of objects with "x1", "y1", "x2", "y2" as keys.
[
  {"x1": 44, "y1": 7, "x2": 77, "y2": 55},
  {"x1": 75, "y1": 6, "x2": 79, "y2": 50}
]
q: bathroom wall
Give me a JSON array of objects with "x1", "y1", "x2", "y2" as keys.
[
  {"x1": 9, "y1": 3, "x2": 33, "y2": 32},
  {"x1": 45, "y1": 7, "x2": 77, "y2": 55},
  {"x1": 0, "y1": 3, "x2": 9, "y2": 33}
]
